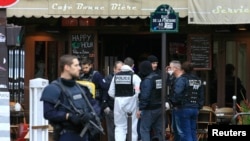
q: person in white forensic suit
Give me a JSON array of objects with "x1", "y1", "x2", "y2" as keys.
[{"x1": 108, "y1": 64, "x2": 141, "y2": 141}]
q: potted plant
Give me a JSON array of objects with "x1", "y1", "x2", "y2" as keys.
[{"x1": 236, "y1": 98, "x2": 250, "y2": 125}]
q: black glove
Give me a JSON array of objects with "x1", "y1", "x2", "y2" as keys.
[
  {"x1": 68, "y1": 113, "x2": 83, "y2": 125},
  {"x1": 82, "y1": 112, "x2": 95, "y2": 122}
]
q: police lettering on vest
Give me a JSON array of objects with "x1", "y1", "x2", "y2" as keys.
[
  {"x1": 182, "y1": 74, "x2": 202, "y2": 107},
  {"x1": 115, "y1": 75, "x2": 132, "y2": 84},
  {"x1": 146, "y1": 73, "x2": 162, "y2": 109},
  {"x1": 114, "y1": 71, "x2": 134, "y2": 97},
  {"x1": 155, "y1": 79, "x2": 162, "y2": 89}
]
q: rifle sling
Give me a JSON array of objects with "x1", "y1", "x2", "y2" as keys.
[
  {"x1": 53, "y1": 80, "x2": 104, "y2": 135},
  {"x1": 53, "y1": 80, "x2": 82, "y2": 114}
]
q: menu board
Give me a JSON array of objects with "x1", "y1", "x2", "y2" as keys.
[
  {"x1": 71, "y1": 33, "x2": 95, "y2": 62},
  {"x1": 187, "y1": 34, "x2": 212, "y2": 70}
]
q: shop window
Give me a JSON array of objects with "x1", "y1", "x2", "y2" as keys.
[
  {"x1": 8, "y1": 48, "x2": 25, "y2": 102},
  {"x1": 34, "y1": 41, "x2": 58, "y2": 82},
  {"x1": 169, "y1": 42, "x2": 187, "y2": 62}
]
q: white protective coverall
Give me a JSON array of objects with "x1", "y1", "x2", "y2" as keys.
[{"x1": 108, "y1": 65, "x2": 141, "y2": 141}]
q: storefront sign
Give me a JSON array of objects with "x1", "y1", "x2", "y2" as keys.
[
  {"x1": 71, "y1": 33, "x2": 94, "y2": 62},
  {"x1": 47, "y1": 0, "x2": 184, "y2": 17},
  {"x1": 48, "y1": 0, "x2": 139, "y2": 16},
  {"x1": 4, "y1": 0, "x2": 186, "y2": 18},
  {"x1": 188, "y1": 0, "x2": 250, "y2": 24},
  {"x1": 150, "y1": 4, "x2": 179, "y2": 33}
]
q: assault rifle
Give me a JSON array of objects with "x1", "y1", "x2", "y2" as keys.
[
  {"x1": 54, "y1": 100, "x2": 105, "y2": 136},
  {"x1": 53, "y1": 80, "x2": 105, "y2": 137}
]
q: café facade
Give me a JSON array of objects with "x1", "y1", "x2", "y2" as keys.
[{"x1": 4, "y1": 0, "x2": 250, "y2": 118}]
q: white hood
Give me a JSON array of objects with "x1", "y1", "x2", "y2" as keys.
[{"x1": 121, "y1": 65, "x2": 134, "y2": 72}]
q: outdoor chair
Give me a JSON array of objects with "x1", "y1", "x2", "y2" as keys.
[
  {"x1": 214, "y1": 107, "x2": 233, "y2": 124},
  {"x1": 197, "y1": 106, "x2": 217, "y2": 140}
]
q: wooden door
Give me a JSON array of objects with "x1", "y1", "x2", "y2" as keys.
[{"x1": 24, "y1": 35, "x2": 68, "y2": 122}]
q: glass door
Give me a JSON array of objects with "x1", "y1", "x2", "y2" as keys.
[
  {"x1": 211, "y1": 38, "x2": 248, "y2": 107},
  {"x1": 34, "y1": 41, "x2": 58, "y2": 82},
  {"x1": 225, "y1": 41, "x2": 247, "y2": 104}
]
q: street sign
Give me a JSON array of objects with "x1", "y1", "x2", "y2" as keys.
[
  {"x1": 150, "y1": 4, "x2": 179, "y2": 33},
  {"x1": 0, "y1": 0, "x2": 19, "y2": 8}
]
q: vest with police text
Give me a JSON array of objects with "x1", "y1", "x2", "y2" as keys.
[
  {"x1": 182, "y1": 74, "x2": 202, "y2": 106},
  {"x1": 114, "y1": 71, "x2": 134, "y2": 97},
  {"x1": 146, "y1": 73, "x2": 162, "y2": 109}
]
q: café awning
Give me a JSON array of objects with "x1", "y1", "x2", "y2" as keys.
[
  {"x1": 188, "y1": 0, "x2": 250, "y2": 24},
  {"x1": 6, "y1": 0, "x2": 188, "y2": 19}
]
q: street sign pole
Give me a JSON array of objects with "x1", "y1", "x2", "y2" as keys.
[
  {"x1": 150, "y1": 4, "x2": 179, "y2": 141},
  {"x1": 161, "y1": 32, "x2": 167, "y2": 140}
]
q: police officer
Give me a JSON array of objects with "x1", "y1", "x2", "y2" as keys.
[
  {"x1": 79, "y1": 58, "x2": 109, "y2": 141},
  {"x1": 108, "y1": 62, "x2": 141, "y2": 141},
  {"x1": 104, "y1": 60, "x2": 123, "y2": 141},
  {"x1": 79, "y1": 58, "x2": 109, "y2": 104},
  {"x1": 169, "y1": 60, "x2": 204, "y2": 141},
  {"x1": 137, "y1": 61, "x2": 164, "y2": 141},
  {"x1": 147, "y1": 55, "x2": 161, "y2": 76},
  {"x1": 40, "y1": 54, "x2": 99, "y2": 141}
]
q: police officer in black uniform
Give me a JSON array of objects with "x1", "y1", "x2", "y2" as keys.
[
  {"x1": 40, "y1": 55, "x2": 100, "y2": 141},
  {"x1": 79, "y1": 58, "x2": 109, "y2": 114},
  {"x1": 169, "y1": 60, "x2": 204, "y2": 141},
  {"x1": 137, "y1": 60, "x2": 164, "y2": 141},
  {"x1": 79, "y1": 58, "x2": 109, "y2": 141}
]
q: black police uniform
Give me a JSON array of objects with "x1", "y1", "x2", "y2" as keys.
[
  {"x1": 181, "y1": 74, "x2": 204, "y2": 108},
  {"x1": 40, "y1": 78, "x2": 94, "y2": 141}
]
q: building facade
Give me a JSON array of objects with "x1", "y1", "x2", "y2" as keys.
[{"x1": 5, "y1": 0, "x2": 250, "y2": 122}]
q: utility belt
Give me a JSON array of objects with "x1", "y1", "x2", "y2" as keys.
[{"x1": 170, "y1": 99, "x2": 197, "y2": 108}]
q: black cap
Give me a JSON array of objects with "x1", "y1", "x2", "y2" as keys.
[{"x1": 147, "y1": 55, "x2": 158, "y2": 63}]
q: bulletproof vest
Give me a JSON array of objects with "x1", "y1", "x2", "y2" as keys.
[
  {"x1": 80, "y1": 70, "x2": 97, "y2": 82},
  {"x1": 114, "y1": 71, "x2": 134, "y2": 97},
  {"x1": 182, "y1": 74, "x2": 202, "y2": 105},
  {"x1": 66, "y1": 86, "x2": 89, "y2": 113},
  {"x1": 146, "y1": 73, "x2": 162, "y2": 107},
  {"x1": 54, "y1": 80, "x2": 90, "y2": 113}
]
